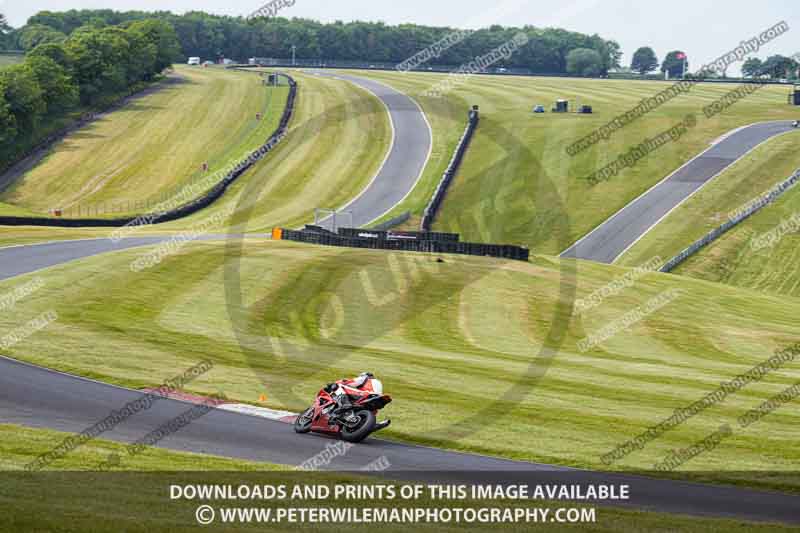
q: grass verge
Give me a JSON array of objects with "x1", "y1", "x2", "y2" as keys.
[
  {"x1": 1, "y1": 241, "x2": 798, "y2": 493},
  {"x1": 1, "y1": 67, "x2": 287, "y2": 217}
]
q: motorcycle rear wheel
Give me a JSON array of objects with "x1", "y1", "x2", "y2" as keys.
[
  {"x1": 340, "y1": 410, "x2": 376, "y2": 443},
  {"x1": 294, "y1": 407, "x2": 314, "y2": 434}
]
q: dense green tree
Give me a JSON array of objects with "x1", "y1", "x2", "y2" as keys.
[
  {"x1": 66, "y1": 26, "x2": 128, "y2": 103},
  {"x1": 661, "y1": 51, "x2": 688, "y2": 78},
  {"x1": 19, "y1": 10, "x2": 622, "y2": 75},
  {"x1": 631, "y1": 47, "x2": 658, "y2": 75},
  {"x1": 760, "y1": 55, "x2": 798, "y2": 79},
  {"x1": 0, "y1": 93, "x2": 16, "y2": 143},
  {"x1": 26, "y1": 55, "x2": 78, "y2": 112},
  {"x1": 28, "y1": 42, "x2": 72, "y2": 69},
  {"x1": 127, "y1": 19, "x2": 181, "y2": 72},
  {"x1": 566, "y1": 48, "x2": 603, "y2": 77},
  {"x1": 606, "y1": 40, "x2": 623, "y2": 71},
  {"x1": 0, "y1": 13, "x2": 11, "y2": 50},
  {"x1": 121, "y1": 26, "x2": 157, "y2": 83},
  {"x1": 742, "y1": 57, "x2": 763, "y2": 78},
  {"x1": 19, "y1": 24, "x2": 68, "y2": 51},
  {"x1": 0, "y1": 64, "x2": 46, "y2": 134}
]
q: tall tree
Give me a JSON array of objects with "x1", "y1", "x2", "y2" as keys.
[
  {"x1": 0, "y1": 92, "x2": 16, "y2": 143},
  {"x1": 66, "y1": 26, "x2": 128, "y2": 103},
  {"x1": 126, "y1": 19, "x2": 181, "y2": 73},
  {"x1": 27, "y1": 42, "x2": 72, "y2": 69},
  {"x1": 631, "y1": 47, "x2": 658, "y2": 75},
  {"x1": 0, "y1": 64, "x2": 46, "y2": 135},
  {"x1": 761, "y1": 55, "x2": 798, "y2": 79},
  {"x1": 566, "y1": 48, "x2": 603, "y2": 77},
  {"x1": 26, "y1": 55, "x2": 78, "y2": 112},
  {"x1": 742, "y1": 57, "x2": 763, "y2": 78},
  {"x1": 0, "y1": 13, "x2": 13, "y2": 50},
  {"x1": 661, "y1": 51, "x2": 688, "y2": 78},
  {"x1": 19, "y1": 24, "x2": 68, "y2": 51}
]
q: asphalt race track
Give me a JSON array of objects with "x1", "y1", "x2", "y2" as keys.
[
  {"x1": 561, "y1": 121, "x2": 798, "y2": 263},
  {"x1": 306, "y1": 71, "x2": 432, "y2": 229},
  {"x1": 1, "y1": 77, "x2": 799, "y2": 523},
  {"x1": 0, "y1": 237, "x2": 172, "y2": 279}
]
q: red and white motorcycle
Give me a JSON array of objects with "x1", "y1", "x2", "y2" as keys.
[{"x1": 294, "y1": 374, "x2": 392, "y2": 443}]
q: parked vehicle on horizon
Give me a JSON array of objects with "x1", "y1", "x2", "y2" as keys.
[{"x1": 187, "y1": 57, "x2": 201, "y2": 66}]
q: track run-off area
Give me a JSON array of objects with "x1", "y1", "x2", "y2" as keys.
[{"x1": 1, "y1": 70, "x2": 799, "y2": 525}]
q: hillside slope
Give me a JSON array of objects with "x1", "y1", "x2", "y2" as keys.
[{"x1": 1, "y1": 240, "x2": 798, "y2": 491}]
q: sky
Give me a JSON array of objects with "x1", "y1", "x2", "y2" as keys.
[{"x1": 1, "y1": 0, "x2": 798, "y2": 76}]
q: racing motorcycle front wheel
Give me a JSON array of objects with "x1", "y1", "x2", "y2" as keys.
[{"x1": 294, "y1": 407, "x2": 314, "y2": 434}]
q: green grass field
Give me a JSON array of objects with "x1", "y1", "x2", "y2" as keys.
[
  {"x1": 1, "y1": 66, "x2": 288, "y2": 217},
  {"x1": 141, "y1": 68, "x2": 391, "y2": 235},
  {"x1": 2, "y1": 240, "x2": 799, "y2": 493},
  {"x1": 2, "y1": 69, "x2": 800, "y2": 533},
  {"x1": 619, "y1": 131, "x2": 800, "y2": 296},
  {"x1": 3, "y1": 424, "x2": 788, "y2": 532},
  {"x1": 195, "y1": 68, "x2": 392, "y2": 233},
  {"x1": 0, "y1": 68, "x2": 392, "y2": 240},
  {"x1": 348, "y1": 71, "x2": 800, "y2": 254}
]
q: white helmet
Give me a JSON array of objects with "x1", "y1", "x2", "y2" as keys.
[{"x1": 370, "y1": 378, "x2": 384, "y2": 395}]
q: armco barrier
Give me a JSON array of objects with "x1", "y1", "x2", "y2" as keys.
[
  {"x1": 0, "y1": 73, "x2": 297, "y2": 228},
  {"x1": 337, "y1": 228, "x2": 459, "y2": 242},
  {"x1": 660, "y1": 167, "x2": 800, "y2": 273},
  {"x1": 420, "y1": 107, "x2": 480, "y2": 231},
  {"x1": 277, "y1": 227, "x2": 529, "y2": 262}
]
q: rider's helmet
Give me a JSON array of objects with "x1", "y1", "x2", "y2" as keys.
[{"x1": 355, "y1": 372, "x2": 381, "y2": 394}]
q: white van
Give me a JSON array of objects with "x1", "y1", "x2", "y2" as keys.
[{"x1": 187, "y1": 57, "x2": 201, "y2": 66}]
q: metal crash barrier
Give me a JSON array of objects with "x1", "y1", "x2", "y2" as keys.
[{"x1": 273, "y1": 226, "x2": 529, "y2": 262}]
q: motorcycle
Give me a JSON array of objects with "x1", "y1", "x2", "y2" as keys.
[{"x1": 294, "y1": 379, "x2": 392, "y2": 443}]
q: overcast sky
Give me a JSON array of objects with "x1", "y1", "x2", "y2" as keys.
[{"x1": 2, "y1": 0, "x2": 798, "y2": 75}]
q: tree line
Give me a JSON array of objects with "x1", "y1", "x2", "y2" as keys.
[
  {"x1": 742, "y1": 56, "x2": 799, "y2": 79},
  {"x1": 0, "y1": 17, "x2": 180, "y2": 163},
  {"x1": 630, "y1": 46, "x2": 799, "y2": 79},
  {"x1": 0, "y1": 13, "x2": 12, "y2": 49},
  {"x1": 5, "y1": 9, "x2": 622, "y2": 75}
]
